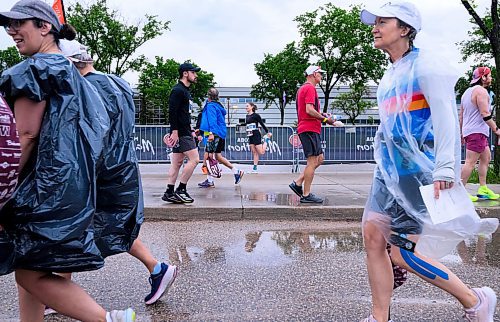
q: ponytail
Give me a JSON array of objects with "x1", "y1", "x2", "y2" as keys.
[
  {"x1": 58, "y1": 24, "x2": 77, "y2": 41},
  {"x1": 248, "y1": 102, "x2": 257, "y2": 112}
]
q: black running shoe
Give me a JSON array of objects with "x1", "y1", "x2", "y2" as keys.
[
  {"x1": 162, "y1": 190, "x2": 183, "y2": 203},
  {"x1": 175, "y1": 189, "x2": 194, "y2": 203},
  {"x1": 300, "y1": 193, "x2": 323, "y2": 204},
  {"x1": 289, "y1": 181, "x2": 303, "y2": 197}
]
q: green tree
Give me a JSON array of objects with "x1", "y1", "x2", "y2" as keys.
[
  {"x1": 67, "y1": 0, "x2": 170, "y2": 76},
  {"x1": 460, "y1": 0, "x2": 500, "y2": 170},
  {"x1": 331, "y1": 82, "x2": 373, "y2": 125},
  {"x1": 137, "y1": 57, "x2": 215, "y2": 124},
  {"x1": 294, "y1": 4, "x2": 386, "y2": 113},
  {"x1": 251, "y1": 42, "x2": 309, "y2": 125},
  {"x1": 0, "y1": 46, "x2": 22, "y2": 72}
]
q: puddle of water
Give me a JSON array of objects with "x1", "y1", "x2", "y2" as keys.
[
  {"x1": 168, "y1": 230, "x2": 364, "y2": 267},
  {"x1": 167, "y1": 229, "x2": 500, "y2": 268},
  {"x1": 473, "y1": 199, "x2": 500, "y2": 206},
  {"x1": 242, "y1": 193, "x2": 335, "y2": 206}
]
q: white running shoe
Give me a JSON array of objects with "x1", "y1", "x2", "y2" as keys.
[{"x1": 107, "y1": 308, "x2": 136, "y2": 322}]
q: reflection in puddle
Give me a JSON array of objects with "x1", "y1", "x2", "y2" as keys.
[
  {"x1": 446, "y1": 234, "x2": 500, "y2": 267},
  {"x1": 266, "y1": 230, "x2": 364, "y2": 255},
  {"x1": 242, "y1": 192, "x2": 299, "y2": 206},
  {"x1": 473, "y1": 199, "x2": 500, "y2": 206},
  {"x1": 168, "y1": 229, "x2": 499, "y2": 268},
  {"x1": 169, "y1": 246, "x2": 226, "y2": 265},
  {"x1": 242, "y1": 193, "x2": 334, "y2": 206}
]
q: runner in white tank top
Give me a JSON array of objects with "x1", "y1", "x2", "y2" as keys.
[{"x1": 459, "y1": 66, "x2": 500, "y2": 201}]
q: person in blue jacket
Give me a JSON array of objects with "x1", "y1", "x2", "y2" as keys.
[{"x1": 198, "y1": 88, "x2": 244, "y2": 187}]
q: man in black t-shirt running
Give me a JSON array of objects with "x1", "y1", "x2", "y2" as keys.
[{"x1": 163, "y1": 63, "x2": 201, "y2": 203}]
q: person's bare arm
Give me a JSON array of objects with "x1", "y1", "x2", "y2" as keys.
[
  {"x1": 459, "y1": 104, "x2": 464, "y2": 144},
  {"x1": 14, "y1": 97, "x2": 46, "y2": 172},
  {"x1": 305, "y1": 103, "x2": 334, "y2": 125},
  {"x1": 476, "y1": 87, "x2": 500, "y2": 135}
]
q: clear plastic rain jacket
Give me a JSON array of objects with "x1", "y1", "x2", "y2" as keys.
[
  {"x1": 0, "y1": 54, "x2": 109, "y2": 274},
  {"x1": 362, "y1": 48, "x2": 498, "y2": 258},
  {"x1": 84, "y1": 72, "x2": 143, "y2": 258}
]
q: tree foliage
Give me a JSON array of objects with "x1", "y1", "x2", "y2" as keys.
[
  {"x1": 0, "y1": 46, "x2": 23, "y2": 72},
  {"x1": 331, "y1": 82, "x2": 373, "y2": 125},
  {"x1": 67, "y1": 0, "x2": 170, "y2": 76},
  {"x1": 460, "y1": 0, "x2": 500, "y2": 171},
  {"x1": 251, "y1": 42, "x2": 309, "y2": 125},
  {"x1": 294, "y1": 4, "x2": 386, "y2": 113},
  {"x1": 137, "y1": 57, "x2": 215, "y2": 124}
]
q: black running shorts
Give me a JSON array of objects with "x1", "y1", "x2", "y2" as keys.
[{"x1": 299, "y1": 131, "x2": 323, "y2": 158}]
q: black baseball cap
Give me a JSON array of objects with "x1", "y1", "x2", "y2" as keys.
[
  {"x1": 179, "y1": 63, "x2": 201, "y2": 73},
  {"x1": 0, "y1": 0, "x2": 62, "y2": 31}
]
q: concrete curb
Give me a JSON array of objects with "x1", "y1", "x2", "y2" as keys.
[{"x1": 144, "y1": 206, "x2": 500, "y2": 221}]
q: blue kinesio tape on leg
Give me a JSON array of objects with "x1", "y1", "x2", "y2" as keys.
[
  {"x1": 401, "y1": 248, "x2": 436, "y2": 279},
  {"x1": 407, "y1": 251, "x2": 449, "y2": 280},
  {"x1": 400, "y1": 248, "x2": 449, "y2": 280}
]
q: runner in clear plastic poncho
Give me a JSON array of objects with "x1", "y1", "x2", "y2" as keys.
[{"x1": 359, "y1": 2, "x2": 498, "y2": 322}]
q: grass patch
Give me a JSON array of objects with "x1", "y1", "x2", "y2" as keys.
[{"x1": 467, "y1": 166, "x2": 500, "y2": 184}]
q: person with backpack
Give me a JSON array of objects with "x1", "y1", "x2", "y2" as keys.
[{"x1": 198, "y1": 88, "x2": 244, "y2": 188}]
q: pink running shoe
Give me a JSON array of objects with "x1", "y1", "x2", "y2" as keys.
[
  {"x1": 463, "y1": 287, "x2": 497, "y2": 322},
  {"x1": 361, "y1": 315, "x2": 393, "y2": 322}
]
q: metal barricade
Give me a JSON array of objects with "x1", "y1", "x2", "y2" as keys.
[
  {"x1": 224, "y1": 125, "x2": 296, "y2": 164},
  {"x1": 135, "y1": 124, "x2": 484, "y2": 167},
  {"x1": 134, "y1": 125, "x2": 170, "y2": 163},
  {"x1": 294, "y1": 125, "x2": 379, "y2": 164},
  {"x1": 134, "y1": 125, "x2": 298, "y2": 165}
]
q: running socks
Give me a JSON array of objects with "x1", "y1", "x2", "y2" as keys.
[
  {"x1": 167, "y1": 185, "x2": 174, "y2": 193},
  {"x1": 177, "y1": 182, "x2": 187, "y2": 191},
  {"x1": 152, "y1": 262, "x2": 162, "y2": 275}
]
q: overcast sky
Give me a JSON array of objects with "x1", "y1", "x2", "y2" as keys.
[{"x1": 0, "y1": 0, "x2": 494, "y2": 87}]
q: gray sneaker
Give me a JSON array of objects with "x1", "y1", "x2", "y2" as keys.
[
  {"x1": 300, "y1": 193, "x2": 323, "y2": 203},
  {"x1": 463, "y1": 287, "x2": 497, "y2": 322}
]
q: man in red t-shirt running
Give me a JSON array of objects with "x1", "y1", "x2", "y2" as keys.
[{"x1": 289, "y1": 65, "x2": 336, "y2": 203}]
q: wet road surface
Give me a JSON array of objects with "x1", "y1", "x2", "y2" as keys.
[{"x1": 0, "y1": 220, "x2": 499, "y2": 321}]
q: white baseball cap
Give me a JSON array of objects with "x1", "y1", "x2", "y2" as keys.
[
  {"x1": 59, "y1": 39, "x2": 93, "y2": 63},
  {"x1": 304, "y1": 65, "x2": 326, "y2": 76},
  {"x1": 360, "y1": 1, "x2": 422, "y2": 32}
]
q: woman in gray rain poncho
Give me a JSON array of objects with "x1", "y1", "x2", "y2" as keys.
[
  {"x1": 0, "y1": 0, "x2": 136, "y2": 321},
  {"x1": 359, "y1": 2, "x2": 498, "y2": 322}
]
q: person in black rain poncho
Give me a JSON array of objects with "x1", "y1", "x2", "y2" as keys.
[
  {"x1": 0, "y1": 0, "x2": 136, "y2": 321},
  {"x1": 60, "y1": 39, "x2": 178, "y2": 306}
]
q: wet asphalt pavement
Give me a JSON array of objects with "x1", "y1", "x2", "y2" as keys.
[{"x1": 0, "y1": 220, "x2": 499, "y2": 322}]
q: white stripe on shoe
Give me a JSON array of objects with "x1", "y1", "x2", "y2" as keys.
[{"x1": 145, "y1": 265, "x2": 178, "y2": 305}]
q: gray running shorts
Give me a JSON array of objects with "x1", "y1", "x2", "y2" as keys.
[{"x1": 172, "y1": 135, "x2": 197, "y2": 153}]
